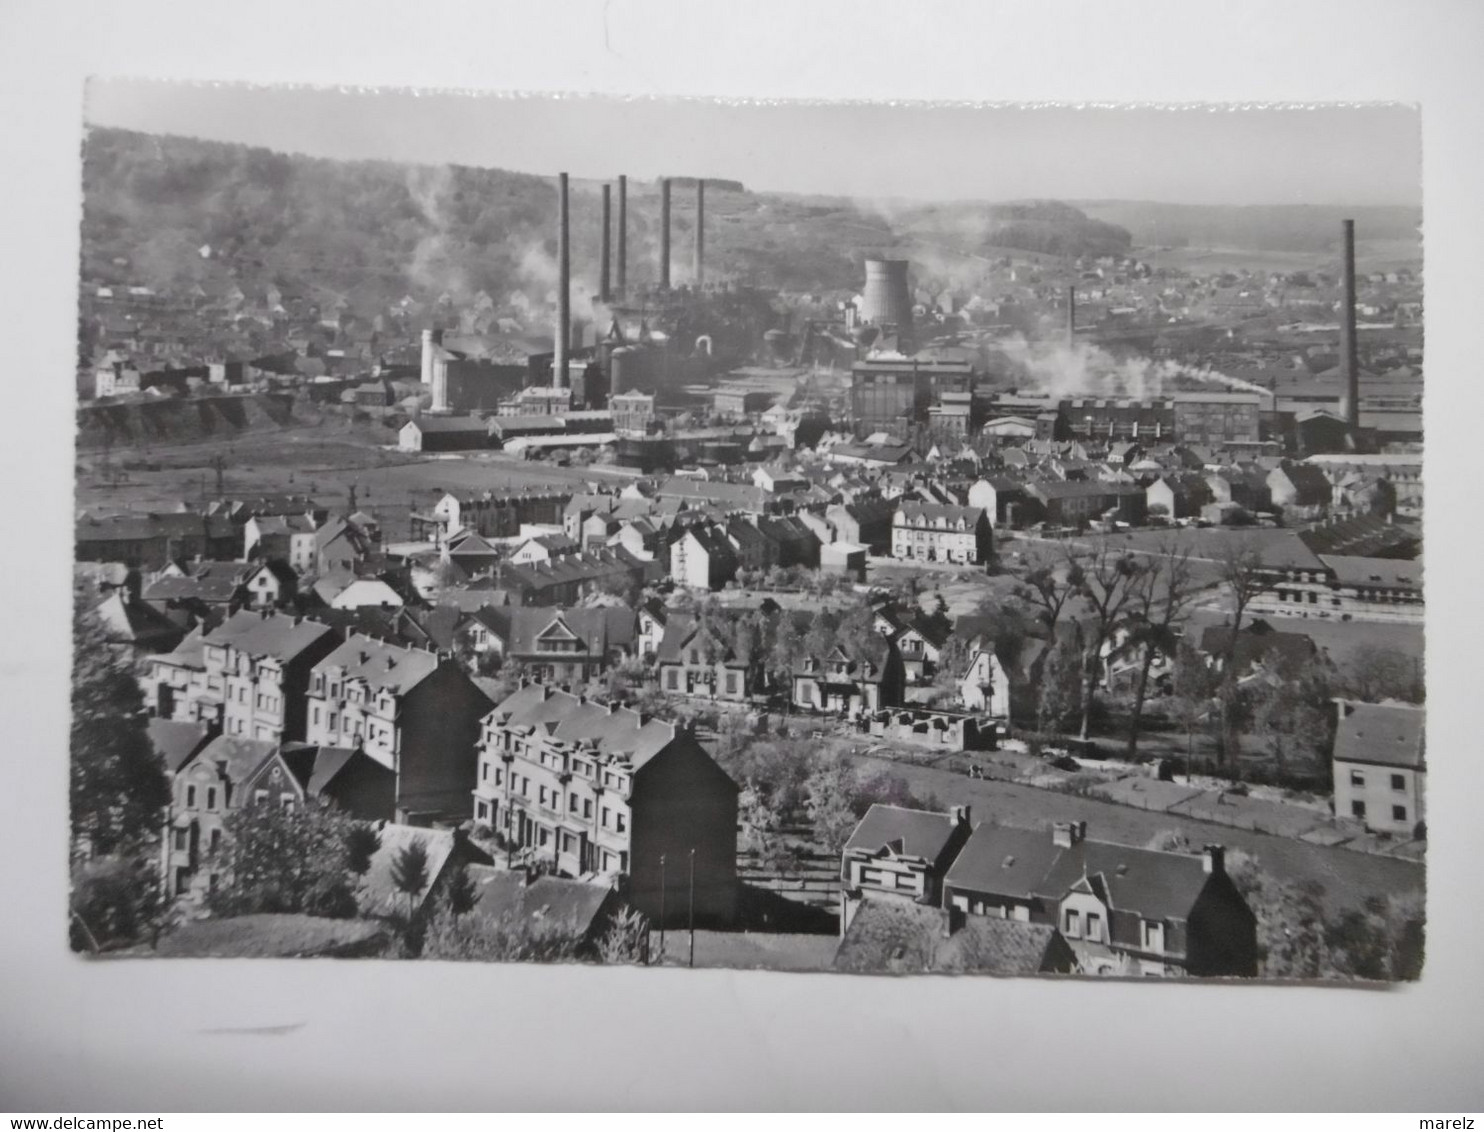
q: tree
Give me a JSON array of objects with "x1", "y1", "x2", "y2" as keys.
[
  {"x1": 1121, "y1": 543, "x2": 1197, "y2": 758},
  {"x1": 806, "y1": 752, "x2": 862, "y2": 855},
  {"x1": 70, "y1": 581, "x2": 170, "y2": 859},
  {"x1": 1324, "y1": 892, "x2": 1424, "y2": 982},
  {"x1": 1169, "y1": 641, "x2": 1217, "y2": 771},
  {"x1": 1067, "y1": 540, "x2": 1146, "y2": 739},
  {"x1": 1215, "y1": 544, "x2": 1276, "y2": 760},
  {"x1": 390, "y1": 840, "x2": 431, "y2": 920},
  {"x1": 1225, "y1": 849, "x2": 1328, "y2": 979},
  {"x1": 1035, "y1": 634, "x2": 1083, "y2": 735},
  {"x1": 208, "y1": 802, "x2": 359, "y2": 918},
  {"x1": 768, "y1": 610, "x2": 805, "y2": 693},
  {"x1": 595, "y1": 905, "x2": 650, "y2": 964},
  {"x1": 445, "y1": 861, "x2": 480, "y2": 917},
  {"x1": 1247, "y1": 656, "x2": 1334, "y2": 776},
  {"x1": 1338, "y1": 643, "x2": 1424, "y2": 704},
  {"x1": 420, "y1": 906, "x2": 582, "y2": 963}
]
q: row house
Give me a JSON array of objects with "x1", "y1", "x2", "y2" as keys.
[
  {"x1": 76, "y1": 511, "x2": 238, "y2": 570},
  {"x1": 941, "y1": 820, "x2": 1257, "y2": 978},
  {"x1": 471, "y1": 683, "x2": 739, "y2": 925},
  {"x1": 475, "y1": 605, "x2": 638, "y2": 684},
  {"x1": 305, "y1": 634, "x2": 494, "y2": 821},
  {"x1": 839, "y1": 804, "x2": 975, "y2": 933},
  {"x1": 498, "y1": 547, "x2": 658, "y2": 606},
  {"x1": 891, "y1": 503, "x2": 994, "y2": 566},
  {"x1": 413, "y1": 490, "x2": 571, "y2": 544},
  {"x1": 144, "y1": 609, "x2": 338, "y2": 742},
  {"x1": 1024, "y1": 481, "x2": 1148, "y2": 529}
]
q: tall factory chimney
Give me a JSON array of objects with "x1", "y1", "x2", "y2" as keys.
[
  {"x1": 554, "y1": 172, "x2": 570, "y2": 390},
  {"x1": 1067, "y1": 284, "x2": 1077, "y2": 343},
  {"x1": 694, "y1": 179, "x2": 705, "y2": 288},
  {"x1": 660, "y1": 178, "x2": 672, "y2": 290},
  {"x1": 1341, "y1": 218, "x2": 1360, "y2": 432},
  {"x1": 617, "y1": 175, "x2": 628, "y2": 299},
  {"x1": 600, "y1": 183, "x2": 611, "y2": 304}
]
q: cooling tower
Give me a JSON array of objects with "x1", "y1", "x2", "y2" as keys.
[{"x1": 861, "y1": 258, "x2": 913, "y2": 329}]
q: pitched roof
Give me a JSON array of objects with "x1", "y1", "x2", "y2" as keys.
[
  {"x1": 895, "y1": 502, "x2": 987, "y2": 526},
  {"x1": 207, "y1": 609, "x2": 338, "y2": 663},
  {"x1": 833, "y1": 898, "x2": 1068, "y2": 975},
  {"x1": 183, "y1": 733, "x2": 280, "y2": 784},
  {"x1": 1333, "y1": 702, "x2": 1425, "y2": 770},
  {"x1": 461, "y1": 866, "x2": 616, "y2": 938},
  {"x1": 843, "y1": 804, "x2": 960, "y2": 864},
  {"x1": 314, "y1": 634, "x2": 445, "y2": 696},
  {"x1": 1034, "y1": 839, "x2": 1215, "y2": 922},
  {"x1": 1198, "y1": 620, "x2": 1316, "y2": 675},
  {"x1": 358, "y1": 823, "x2": 471, "y2": 916},
  {"x1": 944, "y1": 823, "x2": 1065, "y2": 900},
  {"x1": 1319, "y1": 555, "x2": 1422, "y2": 590},
  {"x1": 147, "y1": 718, "x2": 214, "y2": 773}
]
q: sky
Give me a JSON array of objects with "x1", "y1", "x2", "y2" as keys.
[{"x1": 84, "y1": 80, "x2": 1421, "y2": 208}]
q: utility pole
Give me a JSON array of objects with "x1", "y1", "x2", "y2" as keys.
[
  {"x1": 658, "y1": 853, "x2": 667, "y2": 964},
  {"x1": 688, "y1": 847, "x2": 696, "y2": 969}
]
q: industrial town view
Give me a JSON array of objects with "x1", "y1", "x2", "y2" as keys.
[{"x1": 70, "y1": 92, "x2": 1425, "y2": 981}]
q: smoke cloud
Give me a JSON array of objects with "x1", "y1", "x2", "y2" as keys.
[{"x1": 998, "y1": 334, "x2": 1271, "y2": 400}]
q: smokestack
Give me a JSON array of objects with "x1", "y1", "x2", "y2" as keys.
[
  {"x1": 420, "y1": 328, "x2": 434, "y2": 389},
  {"x1": 600, "y1": 183, "x2": 611, "y2": 304},
  {"x1": 694, "y1": 179, "x2": 705, "y2": 288},
  {"x1": 1341, "y1": 219, "x2": 1360, "y2": 432},
  {"x1": 555, "y1": 172, "x2": 570, "y2": 390},
  {"x1": 1067, "y1": 285, "x2": 1076, "y2": 344},
  {"x1": 660, "y1": 178, "x2": 672, "y2": 290},
  {"x1": 617, "y1": 175, "x2": 627, "y2": 299}
]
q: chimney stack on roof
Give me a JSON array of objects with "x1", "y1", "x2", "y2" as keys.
[
  {"x1": 1203, "y1": 844, "x2": 1226, "y2": 875},
  {"x1": 1052, "y1": 820, "x2": 1087, "y2": 848}
]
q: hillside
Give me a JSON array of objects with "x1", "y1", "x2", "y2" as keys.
[
  {"x1": 79, "y1": 128, "x2": 1135, "y2": 309},
  {"x1": 1074, "y1": 200, "x2": 1422, "y2": 258}
]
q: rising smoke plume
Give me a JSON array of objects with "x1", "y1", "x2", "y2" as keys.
[{"x1": 998, "y1": 334, "x2": 1271, "y2": 400}]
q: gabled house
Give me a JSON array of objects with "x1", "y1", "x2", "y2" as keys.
[
  {"x1": 839, "y1": 804, "x2": 975, "y2": 931},
  {"x1": 793, "y1": 638, "x2": 905, "y2": 718},
  {"x1": 833, "y1": 897, "x2": 1076, "y2": 976},
  {"x1": 472, "y1": 683, "x2": 739, "y2": 924},
  {"x1": 357, "y1": 822, "x2": 493, "y2": 922},
  {"x1": 941, "y1": 820, "x2": 1257, "y2": 978},
  {"x1": 305, "y1": 634, "x2": 494, "y2": 821},
  {"x1": 656, "y1": 613, "x2": 759, "y2": 703},
  {"x1": 891, "y1": 503, "x2": 994, "y2": 565},
  {"x1": 1332, "y1": 701, "x2": 1425, "y2": 838},
  {"x1": 957, "y1": 641, "x2": 1012, "y2": 718},
  {"x1": 670, "y1": 523, "x2": 740, "y2": 591}
]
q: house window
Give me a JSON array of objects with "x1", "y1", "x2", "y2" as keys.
[
  {"x1": 726, "y1": 671, "x2": 739, "y2": 695},
  {"x1": 1086, "y1": 911, "x2": 1102, "y2": 940},
  {"x1": 1064, "y1": 909, "x2": 1081, "y2": 938},
  {"x1": 209, "y1": 829, "x2": 222, "y2": 853},
  {"x1": 615, "y1": 812, "x2": 627, "y2": 833},
  {"x1": 312, "y1": 704, "x2": 321, "y2": 726},
  {"x1": 570, "y1": 793, "x2": 579, "y2": 812},
  {"x1": 173, "y1": 828, "x2": 187, "y2": 851},
  {"x1": 481, "y1": 763, "x2": 489, "y2": 782},
  {"x1": 539, "y1": 786, "x2": 548, "y2": 806},
  {"x1": 1350, "y1": 770, "x2": 1365, "y2": 788},
  {"x1": 602, "y1": 806, "x2": 610, "y2": 827},
  {"x1": 1391, "y1": 774, "x2": 1406, "y2": 792},
  {"x1": 1392, "y1": 805, "x2": 1407, "y2": 823},
  {"x1": 583, "y1": 799, "x2": 592, "y2": 819},
  {"x1": 666, "y1": 669, "x2": 679, "y2": 691},
  {"x1": 186, "y1": 785, "x2": 196, "y2": 808},
  {"x1": 477, "y1": 801, "x2": 489, "y2": 821},
  {"x1": 1352, "y1": 800, "x2": 1367, "y2": 819},
  {"x1": 495, "y1": 769, "x2": 504, "y2": 787},
  {"x1": 281, "y1": 793, "x2": 295, "y2": 809},
  {"x1": 206, "y1": 787, "x2": 217, "y2": 811}
]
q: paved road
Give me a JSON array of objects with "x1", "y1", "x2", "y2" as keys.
[{"x1": 852, "y1": 753, "x2": 1424, "y2": 914}]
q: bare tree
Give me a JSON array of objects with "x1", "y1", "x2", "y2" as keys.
[
  {"x1": 1068, "y1": 539, "x2": 1146, "y2": 741},
  {"x1": 1215, "y1": 544, "x2": 1277, "y2": 761},
  {"x1": 1121, "y1": 542, "x2": 1197, "y2": 758}
]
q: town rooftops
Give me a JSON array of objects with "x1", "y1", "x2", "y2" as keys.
[
  {"x1": 844, "y1": 803, "x2": 964, "y2": 865},
  {"x1": 407, "y1": 415, "x2": 493, "y2": 434},
  {"x1": 1032, "y1": 839, "x2": 1216, "y2": 923},
  {"x1": 208, "y1": 608, "x2": 338, "y2": 663},
  {"x1": 184, "y1": 733, "x2": 280, "y2": 784},
  {"x1": 1319, "y1": 555, "x2": 1422, "y2": 590},
  {"x1": 894, "y1": 501, "x2": 987, "y2": 526},
  {"x1": 487, "y1": 683, "x2": 716, "y2": 774},
  {"x1": 461, "y1": 866, "x2": 616, "y2": 938},
  {"x1": 148, "y1": 718, "x2": 214, "y2": 773},
  {"x1": 833, "y1": 898, "x2": 1071, "y2": 976},
  {"x1": 314, "y1": 633, "x2": 444, "y2": 695},
  {"x1": 76, "y1": 511, "x2": 235, "y2": 542},
  {"x1": 1333, "y1": 701, "x2": 1425, "y2": 770},
  {"x1": 944, "y1": 822, "x2": 1065, "y2": 900}
]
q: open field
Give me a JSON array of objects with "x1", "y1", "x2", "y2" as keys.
[
  {"x1": 1134, "y1": 238, "x2": 1421, "y2": 276},
  {"x1": 76, "y1": 426, "x2": 635, "y2": 541},
  {"x1": 847, "y1": 754, "x2": 1422, "y2": 915}
]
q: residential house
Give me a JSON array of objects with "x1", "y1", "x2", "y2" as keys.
[
  {"x1": 833, "y1": 898, "x2": 1076, "y2": 976},
  {"x1": 957, "y1": 641, "x2": 1012, "y2": 718},
  {"x1": 825, "y1": 497, "x2": 894, "y2": 554},
  {"x1": 891, "y1": 503, "x2": 994, "y2": 566},
  {"x1": 160, "y1": 734, "x2": 281, "y2": 901},
  {"x1": 839, "y1": 804, "x2": 975, "y2": 933},
  {"x1": 670, "y1": 524, "x2": 740, "y2": 591},
  {"x1": 498, "y1": 548, "x2": 657, "y2": 607},
  {"x1": 460, "y1": 866, "x2": 626, "y2": 956},
  {"x1": 941, "y1": 820, "x2": 1258, "y2": 977},
  {"x1": 1267, "y1": 461, "x2": 1332, "y2": 519},
  {"x1": 305, "y1": 635, "x2": 494, "y2": 821},
  {"x1": 655, "y1": 613, "x2": 759, "y2": 703},
  {"x1": 476, "y1": 606, "x2": 638, "y2": 684},
  {"x1": 793, "y1": 638, "x2": 905, "y2": 718},
  {"x1": 357, "y1": 822, "x2": 493, "y2": 921},
  {"x1": 471, "y1": 683, "x2": 739, "y2": 924},
  {"x1": 76, "y1": 511, "x2": 237, "y2": 570},
  {"x1": 1147, "y1": 473, "x2": 1214, "y2": 520},
  {"x1": 1198, "y1": 619, "x2": 1317, "y2": 679},
  {"x1": 1332, "y1": 701, "x2": 1425, "y2": 838}
]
